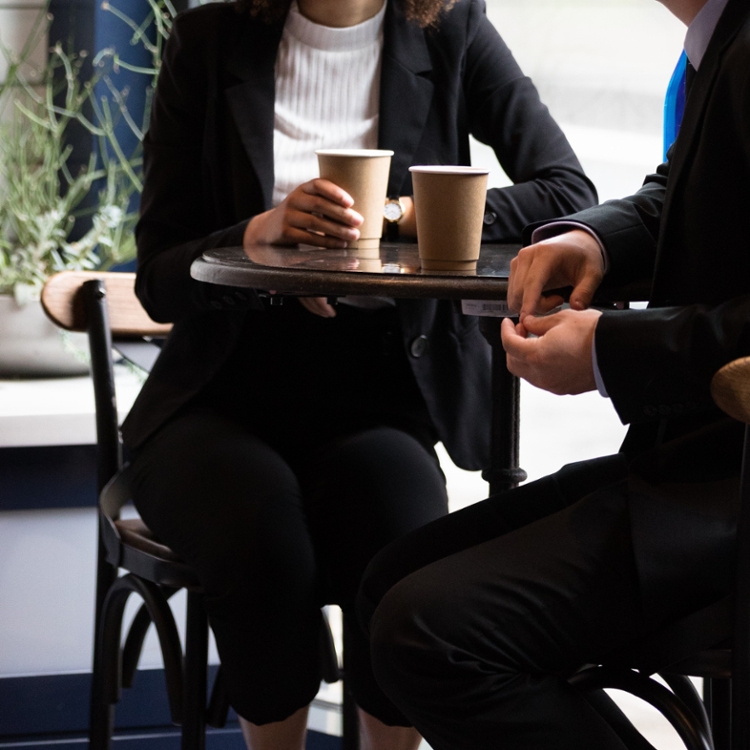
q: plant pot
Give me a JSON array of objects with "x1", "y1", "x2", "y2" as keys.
[{"x1": 0, "y1": 294, "x2": 90, "y2": 377}]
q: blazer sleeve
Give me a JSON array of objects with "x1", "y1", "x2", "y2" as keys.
[
  {"x1": 595, "y1": 296, "x2": 750, "y2": 426},
  {"x1": 462, "y1": 1, "x2": 598, "y2": 242},
  {"x1": 134, "y1": 9, "x2": 262, "y2": 323}
]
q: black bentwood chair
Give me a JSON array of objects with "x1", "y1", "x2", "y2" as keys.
[
  {"x1": 41, "y1": 272, "x2": 352, "y2": 750},
  {"x1": 569, "y1": 356, "x2": 750, "y2": 750}
]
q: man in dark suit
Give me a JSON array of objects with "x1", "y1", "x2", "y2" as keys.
[{"x1": 359, "y1": 0, "x2": 750, "y2": 747}]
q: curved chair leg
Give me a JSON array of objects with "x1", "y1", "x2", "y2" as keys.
[
  {"x1": 90, "y1": 537, "x2": 119, "y2": 750},
  {"x1": 570, "y1": 666, "x2": 713, "y2": 750},
  {"x1": 121, "y1": 587, "x2": 180, "y2": 689},
  {"x1": 207, "y1": 665, "x2": 231, "y2": 729},
  {"x1": 342, "y1": 623, "x2": 360, "y2": 750},
  {"x1": 660, "y1": 674, "x2": 714, "y2": 750},
  {"x1": 732, "y1": 640, "x2": 750, "y2": 750},
  {"x1": 320, "y1": 610, "x2": 342, "y2": 685},
  {"x1": 182, "y1": 590, "x2": 208, "y2": 750},
  {"x1": 97, "y1": 574, "x2": 185, "y2": 724},
  {"x1": 704, "y1": 678, "x2": 731, "y2": 750}
]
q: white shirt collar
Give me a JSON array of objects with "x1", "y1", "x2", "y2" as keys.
[
  {"x1": 285, "y1": 1, "x2": 386, "y2": 52},
  {"x1": 684, "y1": 0, "x2": 730, "y2": 69}
]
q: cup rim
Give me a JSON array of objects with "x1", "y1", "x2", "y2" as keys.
[
  {"x1": 316, "y1": 149, "x2": 395, "y2": 157},
  {"x1": 409, "y1": 165, "x2": 490, "y2": 175}
]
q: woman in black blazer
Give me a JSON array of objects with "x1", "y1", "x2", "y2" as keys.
[{"x1": 122, "y1": 0, "x2": 596, "y2": 746}]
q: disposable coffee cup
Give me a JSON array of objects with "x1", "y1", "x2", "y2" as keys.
[
  {"x1": 409, "y1": 166, "x2": 489, "y2": 271},
  {"x1": 316, "y1": 149, "x2": 394, "y2": 253}
]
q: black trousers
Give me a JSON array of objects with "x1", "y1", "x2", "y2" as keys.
[
  {"x1": 128, "y1": 406, "x2": 448, "y2": 725},
  {"x1": 358, "y1": 455, "x2": 734, "y2": 749}
]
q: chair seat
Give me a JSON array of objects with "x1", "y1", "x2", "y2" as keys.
[
  {"x1": 602, "y1": 595, "x2": 733, "y2": 677},
  {"x1": 117, "y1": 518, "x2": 183, "y2": 562},
  {"x1": 663, "y1": 649, "x2": 731, "y2": 679},
  {"x1": 107, "y1": 517, "x2": 203, "y2": 591}
]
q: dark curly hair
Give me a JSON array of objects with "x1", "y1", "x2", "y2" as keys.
[{"x1": 235, "y1": 0, "x2": 456, "y2": 28}]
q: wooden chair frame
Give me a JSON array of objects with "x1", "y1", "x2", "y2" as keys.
[{"x1": 42, "y1": 271, "x2": 358, "y2": 749}]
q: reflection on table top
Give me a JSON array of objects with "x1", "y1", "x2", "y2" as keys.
[{"x1": 192, "y1": 243, "x2": 521, "y2": 300}]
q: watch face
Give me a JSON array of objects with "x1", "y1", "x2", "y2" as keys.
[{"x1": 384, "y1": 200, "x2": 404, "y2": 222}]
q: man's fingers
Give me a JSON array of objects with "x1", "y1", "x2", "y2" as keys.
[
  {"x1": 522, "y1": 313, "x2": 562, "y2": 336},
  {"x1": 569, "y1": 275, "x2": 599, "y2": 310},
  {"x1": 501, "y1": 317, "x2": 536, "y2": 358}
]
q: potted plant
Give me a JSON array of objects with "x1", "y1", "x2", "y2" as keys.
[{"x1": 0, "y1": 1, "x2": 170, "y2": 376}]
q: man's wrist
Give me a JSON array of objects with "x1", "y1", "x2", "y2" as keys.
[{"x1": 531, "y1": 221, "x2": 609, "y2": 274}]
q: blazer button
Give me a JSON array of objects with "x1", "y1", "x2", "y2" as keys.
[
  {"x1": 210, "y1": 300, "x2": 222, "y2": 309},
  {"x1": 410, "y1": 335, "x2": 429, "y2": 358},
  {"x1": 483, "y1": 211, "x2": 497, "y2": 225},
  {"x1": 643, "y1": 405, "x2": 658, "y2": 417},
  {"x1": 658, "y1": 404, "x2": 672, "y2": 416},
  {"x1": 222, "y1": 295, "x2": 236, "y2": 306}
]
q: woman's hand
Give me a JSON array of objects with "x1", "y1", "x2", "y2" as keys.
[
  {"x1": 298, "y1": 296, "x2": 337, "y2": 318},
  {"x1": 243, "y1": 178, "x2": 363, "y2": 248}
]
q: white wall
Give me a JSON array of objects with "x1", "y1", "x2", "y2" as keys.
[{"x1": 0, "y1": 0, "x2": 47, "y2": 100}]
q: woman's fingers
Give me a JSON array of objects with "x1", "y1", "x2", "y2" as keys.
[
  {"x1": 298, "y1": 296, "x2": 337, "y2": 318},
  {"x1": 298, "y1": 179, "x2": 362, "y2": 224},
  {"x1": 244, "y1": 179, "x2": 367, "y2": 247},
  {"x1": 286, "y1": 207, "x2": 360, "y2": 242},
  {"x1": 302, "y1": 178, "x2": 354, "y2": 208}
]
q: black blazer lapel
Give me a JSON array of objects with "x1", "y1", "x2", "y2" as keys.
[
  {"x1": 378, "y1": 1, "x2": 434, "y2": 197},
  {"x1": 224, "y1": 19, "x2": 285, "y2": 211},
  {"x1": 660, "y1": 0, "x2": 749, "y2": 223}
]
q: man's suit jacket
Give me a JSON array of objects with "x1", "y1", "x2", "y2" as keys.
[
  {"x1": 555, "y1": 0, "x2": 750, "y2": 615},
  {"x1": 120, "y1": 0, "x2": 597, "y2": 469}
]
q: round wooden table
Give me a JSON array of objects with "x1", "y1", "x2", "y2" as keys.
[{"x1": 192, "y1": 242, "x2": 520, "y2": 300}]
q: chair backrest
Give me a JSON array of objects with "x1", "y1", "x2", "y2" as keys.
[
  {"x1": 41, "y1": 271, "x2": 172, "y2": 492},
  {"x1": 41, "y1": 271, "x2": 171, "y2": 337},
  {"x1": 711, "y1": 356, "x2": 750, "y2": 750}
]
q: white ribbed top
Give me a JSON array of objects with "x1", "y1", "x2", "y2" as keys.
[{"x1": 272, "y1": 1, "x2": 386, "y2": 206}]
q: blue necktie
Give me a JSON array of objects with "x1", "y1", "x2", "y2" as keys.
[{"x1": 663, "y1": 51, "x2": 696, "y2": 159}]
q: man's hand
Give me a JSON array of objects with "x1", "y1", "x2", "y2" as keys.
[
  {"x1": 244, "y1": 178, "x2": 363, "y2": 248},
  {"x1": 508, "y1": 230, "x2": 605, "y2": 319},
  {"x1": 500, "y1": 309, "x2": 602, "y2": 395}
]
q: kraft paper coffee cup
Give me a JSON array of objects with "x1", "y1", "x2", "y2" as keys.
[
  {"x1": 316, "y1": 149, "x2": 394, "y2": 253},
  {"x1": 409, "y1": 166, "x2": 489, "y2": 271}
]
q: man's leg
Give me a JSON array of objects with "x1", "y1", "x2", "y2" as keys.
[{"x1": 368, "y1": 484, "x2": 647, "y2": 750}]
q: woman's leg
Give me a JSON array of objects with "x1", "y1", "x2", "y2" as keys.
[
  {"x1": 299, "y1": 426, "x2": 448, "y2": 748},
  {"x1": 128, "y1": 407, "x2": 324, "y2": 741},
  {"x1": 239, "y1": 706, "x2": 310, "y2": 750}
]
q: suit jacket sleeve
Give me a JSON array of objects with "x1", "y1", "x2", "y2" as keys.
[
  {"x1": 566, "y1": 143, "x2": 750, "y2": 426},
  {"x1": 134, "y1": 9, "x2": 262, "y2": 323},
  {"x1": 462, "y1": 0, "x2": 598, "y2": 241}
]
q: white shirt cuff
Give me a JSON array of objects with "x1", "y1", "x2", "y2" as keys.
[{"x1": 591, "y1": 336, "x2": 609, "y2": 398}]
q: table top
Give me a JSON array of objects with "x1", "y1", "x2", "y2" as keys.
[
  {"x1": 191, "y1": 243, "x2": 519, "y2": 300},
  {"x1": 191, "y1": 242, "x2": 650, "y2": 305}
]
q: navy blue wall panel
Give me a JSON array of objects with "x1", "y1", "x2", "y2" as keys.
[
  {"x1": 0, "y1": 445, "x2": 98, "y2": 510},
  {"x1": 0, "y1": 671, "x2": 339, "y2": 749}
]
